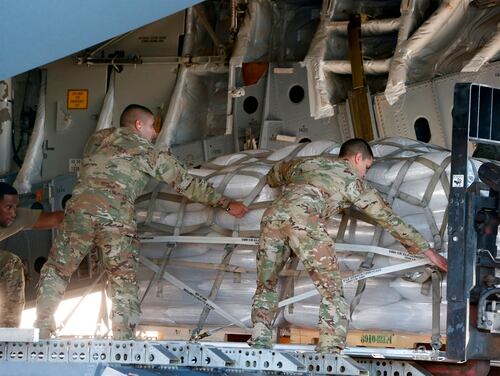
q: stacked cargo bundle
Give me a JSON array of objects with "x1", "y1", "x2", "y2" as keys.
[{"x1": 135, "y1": 138, "x2": 483, "y2": 333}]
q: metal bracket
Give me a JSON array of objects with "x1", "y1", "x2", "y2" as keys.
[
  {"x1": 0, "y1": 338, "x2": 449, "y2": 375},
  {"x1": 359, "y1": 359, "x2": 433, "y2": 376},
  {"x1": 294, "y1": 352, "x2": 368, "y2": 375}
]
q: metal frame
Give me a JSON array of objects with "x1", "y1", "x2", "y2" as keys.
[
  {"x1": 447, "y1": 82, "x2": 500, "y2": 361},
  {"x1": 0, "y1": 336, "x2": 441, "y2": 375}
]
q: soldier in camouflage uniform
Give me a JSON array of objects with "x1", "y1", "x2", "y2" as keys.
[
  {"x1": 249, "y1": 139, "x2": 447, "y2": 353},
  {"x1": 0, "y1": 182, "x2": 64, "y2": 327},
  {"x1": 34, "y1": 104, "x2": 248, "y2": 339}
]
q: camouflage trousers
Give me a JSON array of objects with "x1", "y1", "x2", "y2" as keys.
[
  {"x1": 249, "y1": 212, "x2": 348, "y2": 353},
  {"x1": 34, "y1": 205, "x2": 140, "y2": 340},
  {"x1": 0, "y1": 251, "x2": 25, "y2": 327}
]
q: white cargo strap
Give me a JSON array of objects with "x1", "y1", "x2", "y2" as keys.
[
  {"x1": 139, "y1": 255, "x2": 248, "y2": 330},
  {"x1": 276, "y1": 256, "x2": 300, "y2": 320},
  {"x1": 194, "y1": 257, "x2": 429, "y2": 340},
  {"x1": 203, "y1": 152, "x2": 265, "y2": 170},
  {"x1": 144, "y1": 182, "x2": 163, "y2": 227},
  {"x1": 191, "y1": 242, "x2": 237, "y2": 339},
  {"x1": 350, "y1": 158, "x2": 414, "y2": 318},
  {"x1": 140, "y1": 196, "x2": 185, "y2": 305},
  {"x1": 139, "y1": 242, "x2": 176, "y2": 306},
  {"x1": 261, "y1": 142, "x2": 311, "y2": 165},
  {"x1": 95, "y1": 282, "x2": 111, "y2": 337},
  {"x1": 243, "y1": 176, "x2": 268, "y2": 207},
  {"x1": 141, "y1": 236, "x2": 420, "y2": 261},
  {"x1": 192, "y1": 217, "x2": 242, "y2": 338}
]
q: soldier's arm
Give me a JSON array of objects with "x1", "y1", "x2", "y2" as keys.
[
  {"x1": 349, "y1": 182, "x2": 430, "y2": 255},
  {"x1": 83, "y1": 129, "x2": 112, "y2": 157},
  {"x1": 149, "y1": 150, "x2": 248, "y2": 217},
  {"x1": 32, "y1": 211, "x2": 65, "y2": 230},
  {"x1": 266, "y1": 159, "x2": 301, "y2": 188}
]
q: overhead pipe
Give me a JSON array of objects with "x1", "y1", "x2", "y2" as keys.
[
  {"x1": 95, "y1": 71, "x2": 115, "y2": 131},
  {"x1": 226, "y1": 0, "x2": 272, "y2": 135},
  {"x1": 323, "y1": 59, "x2": 391, "y2": 75},
  {"x1": 303, "y1": 0, "x2": 336, "y2": 119},
  {"x1": 156, "y1": 7, "x2": 196, "y2": 149},
  {"x1": 462, "y1": 27, "x2": 500, "y2": 72},
  {"x1": 13, "y1": 71, "x2": 46, "y2": 193},
  {"x1": 0, "y1": 79, "x2": 12, "y2": 175},
  {"x1": 385, "y1": 0, "x2": 471, "y2": 105},
  {"x1": 327, "y1": 18, "x2": 401, "y2": 35}
]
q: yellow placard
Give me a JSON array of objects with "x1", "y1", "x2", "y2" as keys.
[{"x1": 67, "y1": 89, "x2": 88, "y2": 110}]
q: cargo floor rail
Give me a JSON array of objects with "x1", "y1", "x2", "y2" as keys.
[{"x1": 0, "y1": 335, "x2": 446, "y2": 375}]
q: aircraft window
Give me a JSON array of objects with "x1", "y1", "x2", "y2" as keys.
[
  {"x1": 414, "y1": 117, "x2": 431, "y2": 143},
  {"x1": 289, "y1": 85, "x2": 305, "y2": 104},
  {"x1": 243, "y1": 96, "x2": 258, "y2": 114}
]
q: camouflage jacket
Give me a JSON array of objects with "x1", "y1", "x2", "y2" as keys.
[
  {"x1": 266, "y1": 156, "x2": 430, "y2": 254},
  {"x1": 72, "y1": 127, "x2": 230, "y2": 223}
]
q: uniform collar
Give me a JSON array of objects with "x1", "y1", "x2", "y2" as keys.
[
  {"x1": 119, "y1": 126, "x2": 152, "y2": 145},
  {"x1": 338, "y1": 158, "x2": 359, "y2": 177}
]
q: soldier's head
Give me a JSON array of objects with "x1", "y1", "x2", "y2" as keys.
[
  {"x1": 120, "y1": 104, "x2": 157, "y2": 142},
  {"x1": 0, "y1": 182, "x2": 19, "y2": 227},
  {"x1": 339, "y1": 138, "x2": 374, "y2": 179}
]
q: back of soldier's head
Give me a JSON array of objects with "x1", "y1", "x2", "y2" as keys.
[
  {"x1": 119, "y1": 104, "x2": 154, "y2": 128},
  {"x1": 339, "y1": 138, "x2": 374, "y2": 160},
  {"x1": 0, "y1": 182, "x2": 17, "y2": 201}
]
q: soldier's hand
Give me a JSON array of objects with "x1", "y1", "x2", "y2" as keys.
[
  {"x1": 226, "y1": 201, "x2": 249, "y2": 218},
  {"x1": 423, "y1": 248, "x2": 448, "y2": 273}
]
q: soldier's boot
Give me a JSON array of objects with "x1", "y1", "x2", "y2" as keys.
[
  {"x1": 38, "y1": 327, "x2": 55, "y2": 339},
  {"x1": 34, "y1": 318, "x2": 56, "y2": 339},
  {"x1": 0, "y1": 305, "x2": 22, "y2": 328},
  {"x1": 34, "y1": 308, "x2": 57, "y2": 339},
  {"x1": 248, "y1": 322, "x2": 273, "y2": 349},
  {"x1": 315, "y1": 333, "x2": 345, "y2": 354},
  {"x1": 112, "y1": 321, "x2": 136, "y2": 340}
]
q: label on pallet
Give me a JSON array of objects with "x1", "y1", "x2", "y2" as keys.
[{"x1": 360, "y1": 333, "x2": 393, "y2": 345}]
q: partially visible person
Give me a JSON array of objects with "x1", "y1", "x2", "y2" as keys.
[
  {"x1": 0, "y1": 182, "x2": 64, "y2": 327},
  {"x1": 473, "y1": 143, "x2": 500, "y2": 161},
  {"x1": 249, "y1": 138, "x2": 447, "y2": 354},
  {"x1": 35, "y1": 104, "x2": 249, "y2": 339}
]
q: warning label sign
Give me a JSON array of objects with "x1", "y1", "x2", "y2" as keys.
[{"x1": 67, "y1": 89, "x2": 88, "y2": 110}]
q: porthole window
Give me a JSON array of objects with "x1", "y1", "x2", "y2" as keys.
[
  {"x1": 243, "y1": 96, "x2": 258, "y2": 114},
  {"x1": 289, "y1": 85, "x2": 305, "y2": 104},
  {"x1": 414, "y1": 117, "x2": 431, "y2": 143}
]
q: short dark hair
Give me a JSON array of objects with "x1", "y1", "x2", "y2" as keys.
[
  {"x1": 339, "y1": 138, "x2": 374, "y2": 160},
  {"x1": 119, "y1": 104, "x2": 154, "y2": 127},
  {"x1": 0, "y1": 182, "x2": 18, "y2": 200}
]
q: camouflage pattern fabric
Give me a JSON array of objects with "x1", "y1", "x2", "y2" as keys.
[
  {"x1": 35, "y1": 127, "x2": 230, "y2": 339},
  {"x1": 0, "y1": 250, "x2": 25, "y2": 327},
  {"x1": 250, "y1": 157, "x2": 430, "y2": 353}
]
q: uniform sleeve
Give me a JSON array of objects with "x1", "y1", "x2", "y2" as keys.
[
  {"x1": 147, "y1": 149, "x2": 230, "y2": 208},
  {"x1": 16, "y1": 208, "x2": 42, "y2": 229},
  {"x1": 349, "y1": 182, "x2": 430, "y2": 255},
  {"x1": 266, "y1": 159, "x2": 301, "y2": 188},
  {"x1": 0, "y1": 208, "x2": 42, "y2": 242},
  {"x1": 83, "y1": 130, "x2": 110, "y2": 157}
]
